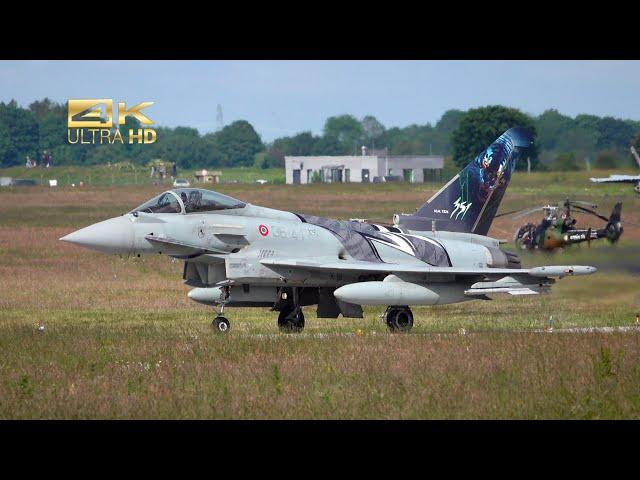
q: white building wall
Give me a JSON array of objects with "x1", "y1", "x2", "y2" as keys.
[
  {"x1": 285, "y1": 154, "x2": 444, "y2": 184},
  {"x1": 285, "y1": 156, "x2": 380, "y2": 184}
]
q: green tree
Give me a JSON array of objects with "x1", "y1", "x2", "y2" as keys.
[
  {"x1": 574, "y1": 114, "x2": 600, "y2": 146},
  {"x1": 555, "y1": 127, "x2": 597, "y2": 164},
  {"x1": 213, "y1": 120, "x2": 263, "y2": 167},
  {"x1": 311, "y1": 135, "x2": 345, "y2": 155},
  {"x1": 39, "y1": 109, "x2": 67, "y2": 151},
  {"x1": 535, "y1": 109, "x2": 573, "y2": 151},
  {"x1": 264, "y1": 132, "x2": 318, "y2": 168},
  {"x1": 594, "y1": 150, "x2": 619, "y2": 169},
  {"x1": 155, "y1": 126, "x2": 208, "y2": 169},
  {"x1": 28, "y1": 98, "x2": 60, "y2": 122},
  {"x1": 596, "y1": 116, "x2": 635, "y2": 153},
  {"x1": 0, "y1": 100, "x2": 40, "y2": 166},
  {"x1": 451, "y1": 105, "x2": 538, "y2": 170},
  {"x1": 361, "y1": 115, "x2": 385, "y2": 147},
  {"x1": 553, "y1": 152, "x2": 581, "y2": 171},
  {"x1": 323, "y1": 115, "x2": 364, "y2": 154},
  {"x1": 435, "y1": 109, "x2": 465, "y2": 136}
]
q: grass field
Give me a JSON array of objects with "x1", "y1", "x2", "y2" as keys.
[
  {"x1": 1, "y1": 170, "x2": 639, "y2": 418},
  {"x1": 0, "y1": 164, "x2": 285, "y2": 187}
]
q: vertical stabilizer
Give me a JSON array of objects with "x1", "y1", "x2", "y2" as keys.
[{"x1": 396, "y1": 127, "x2": 534, "y2": 236}]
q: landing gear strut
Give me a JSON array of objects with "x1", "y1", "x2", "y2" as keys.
[
  {"x1": 278, "y1": 306, "x2": 305, "y2": 333},
  {"x1": 212, "y1": 285, "x2": 231, "y2": 333},
  {"x1": 275, "y1": 287, "x2": 305, "y2": 333},
  {"x1": 385, "y1": 306, "x2": 414, "y2": 332}
]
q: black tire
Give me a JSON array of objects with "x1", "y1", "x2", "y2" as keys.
[
  {"x1": 385, "y1": 307, "x2": 399, "y2": 329},
  {"x1": 514, "y1": 223, "x2": 537, "y2": 250},
  {"x1": 278, "y1": 306, "x2": 305, "y2": 333},
  {"x1": 386, "y1": 307, "x2": 413, "y2": 332},
  {"x1": 213, "y1": 316, "x2": 230, "y2": 333}
]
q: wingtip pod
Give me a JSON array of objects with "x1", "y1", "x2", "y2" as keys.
[{"x1": 528, "y1": 265, "x2": 597, "y2": 277}]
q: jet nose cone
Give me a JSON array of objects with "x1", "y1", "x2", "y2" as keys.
[{"x1": 60, "y1": 216, "x2": 135, "y2": 254}]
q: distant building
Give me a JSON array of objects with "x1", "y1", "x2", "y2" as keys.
[
  {"x1": 194, "y1": 169, "x2": 222, "y2": 184},
  {"x1": 284, "y1": 147, "x2": 444, "y2": 185}
]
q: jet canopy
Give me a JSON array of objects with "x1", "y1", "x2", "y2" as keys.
[{"x1": 132, "y1": 188, "x2": 246, "y2": 214}]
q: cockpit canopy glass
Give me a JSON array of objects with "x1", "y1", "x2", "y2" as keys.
[
  {"x1": 174, "y1": 188, "x2": 246, "y2": 213},
  {"x1": 132, "y1": 188, "x2": 246, "y2": 215},
  {"x1": 133, "y1": 191, "x2": 182, "y2": 214}
]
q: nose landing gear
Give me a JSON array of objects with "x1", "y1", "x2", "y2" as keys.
[
  {"x1": 384, "y1": 306, "x2": 414, "y2": 332},
  {"x1": 212, "y1": 285, "x2": 231, "y2": 333},
  {"x1": 213, "y1": 315, "x2": 230, "y2": 333}
]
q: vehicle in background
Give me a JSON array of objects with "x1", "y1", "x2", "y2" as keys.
[
  {"x1": 372, "y1": 175, "x2": 404, "y2": 183},
  {"x1": 172, "y1": 178, "x2": 191, "y2": 188},
  {"x1": 256, "y1": 179, "x2": 268, "y2": 185},
  {"x1": 0, "y1": 177, "x2": 38, "y2": 187}
]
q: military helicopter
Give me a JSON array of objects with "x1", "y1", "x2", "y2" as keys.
[{"x1": 497, "y1": 199, "x2": 623, "y2": 251}]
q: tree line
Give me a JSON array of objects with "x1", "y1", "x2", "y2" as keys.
[{"x1": 1, "y1": 98, "x2": 639, "y2": 171}]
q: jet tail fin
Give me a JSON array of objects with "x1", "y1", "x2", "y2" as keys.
[{"x1": 396, "y1": 127, "x2": 534, "y2": 236}]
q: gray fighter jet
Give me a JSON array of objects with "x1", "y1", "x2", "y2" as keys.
[{"x1": 61, "y1": 128, "x2": 596, "y2": 333}]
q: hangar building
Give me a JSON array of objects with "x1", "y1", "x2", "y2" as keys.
[{"x1": 284, "y1": 148, "x2": 444, "y2": 185}]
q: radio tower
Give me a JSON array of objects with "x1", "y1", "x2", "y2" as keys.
[{"x1": 216, "y1": 104, "x2": 224, "y2": 131}]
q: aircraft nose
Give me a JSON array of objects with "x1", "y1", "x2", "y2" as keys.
[{"x1": 60, "y1": 215, "x2": 135, "y2": 253}]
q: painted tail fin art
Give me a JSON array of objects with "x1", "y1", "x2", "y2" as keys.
[{"x1": 397, "y1": 127, "x2": 534, "y2": 236}]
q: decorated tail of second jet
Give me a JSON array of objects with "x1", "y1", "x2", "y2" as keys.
[{"x1": 396, "y1": 127, "x2": 534, "y2": 236}]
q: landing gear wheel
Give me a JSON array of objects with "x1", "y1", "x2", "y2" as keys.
[
  {"x1": 514, "y1": 223, "x2": 537, "y2": 250},
  {"x1": 213, "y1": 316, "x2": 230, "y2": 333},
  {"x1": 385, "y1": 307, "x2": 413, "y2": 332},
  {"x1": 278, "y1": 306, "x2": 305, "y2": 333}
]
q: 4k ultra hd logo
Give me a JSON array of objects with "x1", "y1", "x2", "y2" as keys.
[{"x1": 67, "y1": 99, "x2": 157, "y2": 145}]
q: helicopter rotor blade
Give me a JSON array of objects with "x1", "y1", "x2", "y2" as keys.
[
  {"x1": 568, "y1": 200, "x2": 598, "y2": 209},
  {"x1": 572, "y1": 205, "x2": 609, "y2": 222},
  {"x1": 512, "y1": 207, "x2": 547, "y2": 220},
  {"x1": 494, "y1": 208, "x2": 525, "y2": 218}
]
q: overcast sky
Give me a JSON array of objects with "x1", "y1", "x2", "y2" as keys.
[{"x1": 1, "y1": 60, "x2": 639, "y2": 141}]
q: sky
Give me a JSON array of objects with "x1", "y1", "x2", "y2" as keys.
[{"x1": 1, "y1": 60, "x2": 639, "y2": 141}]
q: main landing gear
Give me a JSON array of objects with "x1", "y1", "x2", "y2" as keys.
[
  {"x1": 384, "y1": 306, "x2": 414, "y2": 332},
  {"x1": 276, "y1": 287, "x2": 305, "y2": 333},
  {"x1": 277, "y1": 305, "x2": 305, "y2": 333}
]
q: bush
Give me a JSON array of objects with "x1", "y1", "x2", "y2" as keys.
[
  {"x1": 594, "y1": 150, "x2": 619, "y2": 169},
  {"x1": 553, "y1": 152, "x2": 581, "y2": 171}
]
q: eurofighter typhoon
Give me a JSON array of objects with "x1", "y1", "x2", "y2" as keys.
[{"x1": 61, "y1": 128, "x2": 596, "y2": 333}]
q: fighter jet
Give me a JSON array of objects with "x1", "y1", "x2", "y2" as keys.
[{"x1": 61, "y1": 127, "x2": 596, "y2": 333}]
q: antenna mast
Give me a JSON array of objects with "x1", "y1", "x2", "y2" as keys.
[{"x1": 216, "y1": 104, "x2": 224, "y2": 131}]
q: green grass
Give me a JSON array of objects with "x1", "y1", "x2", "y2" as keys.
[{"x1": 0, "y1": 165, "x2": 285, "y2": 187}]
